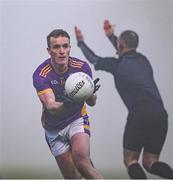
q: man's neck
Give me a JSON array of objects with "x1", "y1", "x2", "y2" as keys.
[
  {"x1": 120, "y1": 48, "x2": 136, "y2": 56},
  {"x1": 51, "y1": 61, "x2": 68, "y2": 74}
]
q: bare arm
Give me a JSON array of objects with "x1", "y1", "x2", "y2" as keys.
[{"x1": 38, "y1": 89, "x2": 66, "y2": 115}]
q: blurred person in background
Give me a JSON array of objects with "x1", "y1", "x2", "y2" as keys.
[{"x1": 74, "y1": 20, "x2": 173, "y2": 179}]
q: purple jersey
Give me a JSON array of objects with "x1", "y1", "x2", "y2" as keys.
[{"x1": 33, "y1": 57, "x2": 93, "y2": 130}]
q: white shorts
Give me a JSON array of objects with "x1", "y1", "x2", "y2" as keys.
[{"x1": 45, "y1": 117, "x2": 90, "y2": 157}]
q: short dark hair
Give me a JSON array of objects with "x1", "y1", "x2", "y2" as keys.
[
  {"x1": 47, "y1": 29, "x2": 70, "y2": 48},
  {"x1": 120, "y1": 30, "x2": 139, "y2": 49}
]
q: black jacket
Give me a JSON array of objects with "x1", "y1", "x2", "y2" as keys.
[{"x1": 78, "y1": 40, "x2": 164, "y2": 112}]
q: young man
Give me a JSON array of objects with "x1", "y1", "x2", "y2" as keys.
[
  {"x1": 32, "y1": 29, "x2": 103, "y2": 179},
  {"x1": 74, "y1": 22, "x2": 173, "y2": 179}
]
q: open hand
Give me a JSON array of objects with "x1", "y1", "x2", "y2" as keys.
[
  {"x1": 74, "y1": 26, "x2": 84, "y2": 44},
  {"x1": 103, "y1": 19, "x2": 115, "y2": 37}
]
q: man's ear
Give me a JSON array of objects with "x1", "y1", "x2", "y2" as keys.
[
  {"x1": 47, "y1": 47, "x2": 50, "y2": 54},
  {"x1": 119, "y1": 44, "x2": 124, "y2": 52},
  {"x1": 120, "y1": 39, "x2": 127, "y2": 51}
]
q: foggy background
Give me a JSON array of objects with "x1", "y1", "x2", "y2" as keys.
[{"x1": 0, "y1": 0, "x2": 173, "y2": 179}]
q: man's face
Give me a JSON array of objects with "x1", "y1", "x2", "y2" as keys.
[{"x1": 47, "y1": 36, "x2": 71, "y2": 66}]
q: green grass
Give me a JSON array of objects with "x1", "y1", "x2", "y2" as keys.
[{"x1": 0, "y1": 167, "x2": 161, "y2": 179}]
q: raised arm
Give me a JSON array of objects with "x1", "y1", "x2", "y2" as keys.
[
  {"x1": 103, "y1": 19, "x2": 118, "y2": 50},
  {"x1": 74, "y1": 26, "x2": 101, "y2": 65},
  {"x1": 74, "y1": 26, "x2": 119, "y2": 74}
]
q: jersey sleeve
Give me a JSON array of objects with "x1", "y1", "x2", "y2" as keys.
[
  {"x1": 32, "y1": 71, "x2": 51, "y2": 95},
  {"x1": 82, "y1": 61, "x2": 93, "y2": 79}
]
